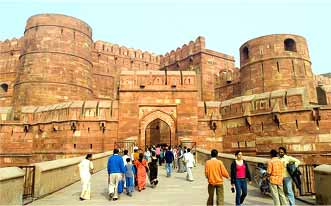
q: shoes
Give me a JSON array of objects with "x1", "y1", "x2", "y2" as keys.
[
  {"x1": 108, "y1": 193, "x2": 114, "y2": 200},
  {"x1": 79, "y1": 197, "x2": 85, "y2": 201},
  {"x1": 113, "y1": 198, "x2": 118, "y2": 201},
  {"x1": 155, "y1": 180, "x2": 159, "y2": 185},
  {"x1": 142, "y1": 188, "x2": 146, "y2": 190},
  {"x1": 127, "y1": 192, "x2": 132, "y2": 197}
]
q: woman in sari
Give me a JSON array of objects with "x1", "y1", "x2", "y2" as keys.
[
  {"x1": 78, "y1": 154, "x2": 94, "y2": 200},
  {"x1": 134, "y1": 153, "x2": 148, "y2": 191}
]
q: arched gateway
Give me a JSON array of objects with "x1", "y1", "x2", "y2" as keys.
[{"x1": 139, "y1": 110, "x2": 176, "y2": 147}]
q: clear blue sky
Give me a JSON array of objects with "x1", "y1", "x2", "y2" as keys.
[{"x1": 1, "y1": 0, "x2": 330, "y2": 74}]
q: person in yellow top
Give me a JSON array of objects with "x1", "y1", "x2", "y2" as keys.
[
  {"x1": 279, "y1": 147, "x2": 300, "y2": 206},
  {"x1": 205, "y1": 149, "x2": 230, "y2": 206},
  {"x1": 267, "y1": 149, "x2": 288, "y2": 206}
]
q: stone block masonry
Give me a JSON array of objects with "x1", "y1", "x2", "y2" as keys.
[{"x1": 0, "y1": 13, "x2": 331, "y2": 167}]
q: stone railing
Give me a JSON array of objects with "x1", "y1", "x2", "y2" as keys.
[
  {"x1": 0, "y1": 151, "x2": 112, "y2": 205},
  {"x1": 34, "y1": 151, "x2": 112, "y2": 198},
  {"x1": 314, "y1": 164, "x2": 331, "y2": 205},
  {"x1": 0, "y1": 167, "x2": 25, "y2": 205}
]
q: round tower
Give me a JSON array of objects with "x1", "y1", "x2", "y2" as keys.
[
  {"x1": 13, "y1": 14, "x2": 94, "y2": 112},
  {"x1": 239, "y1": 34, "x2": 316, "y2": 103}
]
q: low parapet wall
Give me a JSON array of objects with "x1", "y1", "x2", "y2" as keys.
[
  {"x1": 0, "y1": 167, "x2": 25, "y2": 205},
  {"x1": 314, "y1": 165, "x2": 331, "y2": 205},
  {"x1": 34, "y1": 151, "x2": 112, "y2": 198}
]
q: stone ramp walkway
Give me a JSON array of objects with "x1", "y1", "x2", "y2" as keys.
[{"x1": 29, "y1": 164, "x2": 304, "y2": 206}]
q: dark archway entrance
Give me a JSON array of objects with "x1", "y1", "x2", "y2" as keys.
[{"x1": 145, "y1": 119, "x2": 171, "y2": 146}]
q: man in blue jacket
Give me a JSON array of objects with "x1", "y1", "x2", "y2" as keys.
[{"x1": 108, "y1": 148, "x2": 125, "y2": 201}]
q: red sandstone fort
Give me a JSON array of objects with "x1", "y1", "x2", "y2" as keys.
[{"x1": 0, "y1": 14, "x2": 330, "y2": 167}]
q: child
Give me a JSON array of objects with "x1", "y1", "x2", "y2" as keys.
[{"x1": 125, "y1": 158, "x2": 136, "y2": 196}]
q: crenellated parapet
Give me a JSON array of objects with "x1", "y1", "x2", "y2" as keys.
[
  {"x1": 93, "y1": 40, "x2": 161, "y2": 66},
  {"x1": 119, "y1": 70, "x2": 196, "y2": 90},
  {"x1": 315, "y1": 74, "x2": 331, "y2": 86},
  {"x1": 160, "y1": 36, "x2": 205, "y2": 66},
  {"x1": 0, "y1": 38, "x2": 23, "y2": 53}
]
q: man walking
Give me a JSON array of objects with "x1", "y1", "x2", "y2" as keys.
[
  {"x1": 205, "y1": 149, "x2": 230, "y2": 205},
  {"x1": 184, "y1": 148, "x2": 195, "y2": 181},
  {"x1": 267, "y1": 149, "x2": 288, "y2": 206},
  {"x1": 107, "y1": 148, "x2": 125, "y2": 201},
  {"x1": 279, "y1": 147, "x2": 300, "y2": 205},
  {"x1": 164, "y1": 146, "x2": 174, "y2": 177}
]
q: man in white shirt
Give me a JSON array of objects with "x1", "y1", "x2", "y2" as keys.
[
  {"x1": 183, "y1": 148, "x2": 195, "y2": 181},
  {"x1": 122, "y1": 149, "x2": 130, "y2": 188},
  {"x1": 122, "y1": 150, "x2": 130, "y2": 166}
]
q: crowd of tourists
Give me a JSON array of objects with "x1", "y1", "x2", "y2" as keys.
[
  {"x1": 78, "y1": 145, "x2": 300, "y2": 206},
  {"x1": 205, "y1": 147, "x2": 300, "y2": 206}
]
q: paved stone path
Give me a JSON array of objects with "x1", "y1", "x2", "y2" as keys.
[{"x1": 29, "y1": 164, "x2": 305, "y2": 206}]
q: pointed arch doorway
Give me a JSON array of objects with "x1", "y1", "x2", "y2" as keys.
[
  {"x1": 145, "y1": 119, "x2": 171, "y2": 146},
  {"x1": 140, "y1": 110, "x2": 176, "y2": 147}
]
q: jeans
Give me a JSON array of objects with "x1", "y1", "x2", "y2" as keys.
[
  {"x1": 125, "y1": 176, "x2": 134, "y2": 193},
  {"x1": 207, "y1": 184, "x2": 224, "y2": 206},
  {"x1": 166, "y1": 163, "x2": 172, "y2": 176},
  {"x1": 234, "y1": 179, "x2": 247, "y2": 206},
  {"x1": 283, "y1": 176, "x2": 295, "y2": 205}
]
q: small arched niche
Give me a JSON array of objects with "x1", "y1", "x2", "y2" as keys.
[
  {"x1": 1, "y1": 83, "x2": 9, "y2": 93},
  {"x1": 284, "y1": 38, "x2": 297, "y2": 52},
  {"x1": 242, "y1": 46, "x2": 249, "y2": 60}
]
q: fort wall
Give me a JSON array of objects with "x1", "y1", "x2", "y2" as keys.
[
  {"x1": 12, "y1": 14, "x2": 95, "y2": 115},
  {"x1": 0, "y1": 100, "x2": 118, "y2": 166},
  {"x1": 1, "y1": 14, "x2": 331, "y2": 167},
  {"x1": 0, "y1": 38, "x2": 22, "y2": 106},
  {"x1": 160, "y1": 37, "x2": 235, "y2": 100},
  {"x1": 196, "y1": 88, "x2": 331, "y2": 164}
]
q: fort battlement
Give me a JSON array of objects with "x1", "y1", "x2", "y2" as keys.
[
  {"x1": 0, "y1": 38, "x2": 23, "y2": 53},
  {"x1": 93, "y1": 41, "x2": 161, "y2": 65},
  {"x1": 160, "y1": 36, "x2": 234, "y2": 67}
]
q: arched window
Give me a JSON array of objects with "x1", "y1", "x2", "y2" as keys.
[
  {"x1": 284, "y1": 38, "x2": 297, "y2": 52},
  {"x1": 242, "y1": 46, "x2": 249, "y2": 60},
  {"x1": 1, "y1": 83, "x2": 8, "y2": 92}
]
